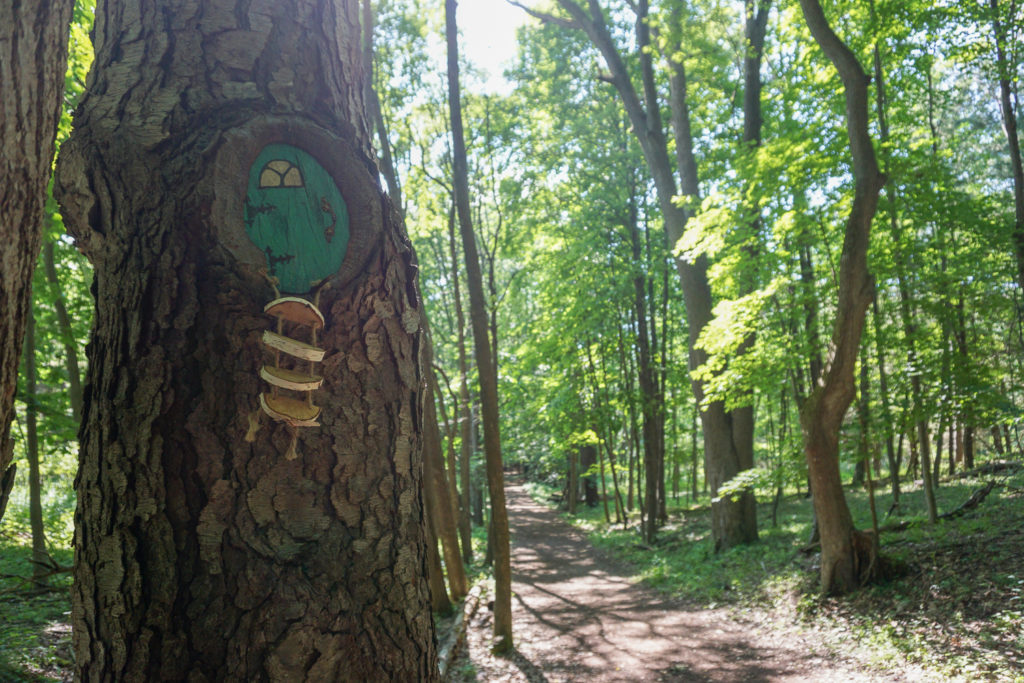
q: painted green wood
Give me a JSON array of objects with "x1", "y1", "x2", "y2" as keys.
[{"x1": 244, "y1": 143, "x2": 350, "y2": 293}]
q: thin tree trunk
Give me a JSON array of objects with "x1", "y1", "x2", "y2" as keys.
[
  {"x1": 616, "y1": 315, "x2": 638, "y2": 511},
  {"x1": 990, "y1": 0, "x2": 1024, "y2": 290},
  {"x1": 362, "y1": 0, "x2": 404, "y2": 212},
  {"x1": 594, "y1": 339, "x2": 626, "y2": 523},
  {"x1": 423, "y1": 337, "x2": 468, "y2": 601},
  {"x1": 596, "y1": 441, "x2": 611, "y2": 523},
  {"x1": 446, "y1": 0, "x2": 512, "y2": 652},
  {"x1": 425, "y1": 503, "x2": 453, "y2": 614},
  {"x1": 628, "y1": 189, "x2": 663, "y2": 542},
  {"x1": 0, "y1": 0, "x2": 74, "y2": 524},
  {"x1": 448, "y1": 198, "x2": 475, "y2": 563},
  {"x1": 24, "y1": 298, "x2": 49, "y2": 586},
  {"x1": 691, "y1": 403, "x2": 699, "y2": 501},
  {"x1": 870, "y1": 296, "x2": 899, "y2": 503},
  {"x1": 954, "y1": 295, "x2": 975, "y2": 471},
  {"x1": 431, "y1": 366, "x2": 467, "y2": 559},
  {"x1": 43, "y1": 240, "x2": 84, "y2": 423},
  {"x1": 568, "y1": 449, "x2": 578, "y2": 514}
]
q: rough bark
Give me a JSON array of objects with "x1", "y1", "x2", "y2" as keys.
[
  {"x1": 54, "y1": 0, "x2": 437, "y2": 678},
  {"x1": 445, "y1": 0, "x2": 513, "y2": 653},
  {"x1": 797, "y1": 0, "x2": 887, "y2": 595},
  {"x1": 0, "y1": 0, "x2": 74, "y2": 524}
]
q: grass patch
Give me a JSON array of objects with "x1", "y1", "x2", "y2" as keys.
[
  {"x1": 0, "y1": 536, "x2": 73, "y2": 682},
  {"x1": 532, "y1": 467, "x2": 1024, "y2": 681}
]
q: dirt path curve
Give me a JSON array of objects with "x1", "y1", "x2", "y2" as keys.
[{"x1": 448, "y1": 479, "x2": 891, "y2": 682}]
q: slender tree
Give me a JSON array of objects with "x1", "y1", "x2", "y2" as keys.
[
  {"x1": 55, "y1": 0, "x2": 438, "y2": 677},
  {"x1": 989, "y1": 0, "x2": 1024, "y2": 292},
  {"x1": 42, "y1": 240, "x2": 84, "y2": 423},
  {"x1": 445, "y1": 0, "x2": 514, "y2": 653},
  {"x1": 797, "y1": 0, "x2": 888, "y2": 594},
  {"x1": 22, "y1": 298, "x2": 49, "y2": 586}
]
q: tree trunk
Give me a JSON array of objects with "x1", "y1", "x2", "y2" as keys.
[
  {"x1": 691, "y1": 405, "x2": 700, "y2": 501},
  {"x1": 432, "y1": 366, "x2": 472, "y2": 564},
  {"x1": 446, "y1": 0, "x2": 513, "y2": 653},
  {"x1": 447, "y1": 194, "x2": 476, "y2": 563},
  {"x1": 361, "y1": 0, "x2": 405, "y2": 213},
  {"x1": 664, "y1": 3, "x2": 757, "y2": 551},
  {"x1": 870, "y1": 296, "x2": 899, "y2": 503},
  {"x1": 24, "y1": 298, "x2": 49, "y2": 586},
  {"x1": 55, "y1": 0, "x2": 438, "y2": 678},
  {"x1": 580, "y1": 444, "x2": 599, "y2": 508},
  {"x1": 589, "y1": 339, "x2": 626, "y2": 524},
  {"x1": 425, "y1": 504, "x2": 453, "y2": 614},
  {"x1": 43, "y1": 240, "x2": 85, "y2": 423},
  {"x1": 628, "y1": 194, "x2": 663, "y2": 542},
  {"x1": 0, "y1": 0, "x2": 74, "y2": 524},
  {"x1": 422, "y1": 344, "x2": 468, "y2": 601},
  {"x1": 990, "y1": 0, "x2": 1024, "y2": 290},
  {"x1": 797, "y1": 0, "x2": 887, "y2": 595},
  {"x1": 567, "y1": 449, "x2": 578, "y2": 514}
]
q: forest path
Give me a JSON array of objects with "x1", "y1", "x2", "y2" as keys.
[{"x1": 448, "y1": 479, "x2": 890, "y2": 682}]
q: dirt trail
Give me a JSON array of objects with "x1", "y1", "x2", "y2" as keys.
[{"x1": 448, "y1": 480, "x2": 892, "y2": 682}]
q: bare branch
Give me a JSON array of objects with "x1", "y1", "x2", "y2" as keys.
[{"x1": 507, "y1": 1, "x2": 579, "y2": 30}]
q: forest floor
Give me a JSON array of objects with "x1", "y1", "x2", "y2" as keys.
[
  {"x1": 2, "y1": 470, "x2": 1021, "y2": 681},
  {"x1": 446, "y1": 479, "x2": 900, "y2": 682}
]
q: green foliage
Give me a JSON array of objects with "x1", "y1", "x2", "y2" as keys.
[{"x1": 0, "y1": 542, "x2": 73, "y2": 682}]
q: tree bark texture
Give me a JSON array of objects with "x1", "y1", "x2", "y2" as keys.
[
  {"x1": 0, "y1": 0, "x2": 74, "y2": 523},
  {"x1": 446, "y1": 0, "x2": 514, "y2": 653},
  {"x1": 55, "y1": 0, "x2": 437, "y2": 679},
  {"x1": 797, "y1": 0, "x2": 887, "y2": 595}
]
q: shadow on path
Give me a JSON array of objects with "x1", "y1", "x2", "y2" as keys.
[{"x1": 448, "y1": 479, "x2": 885, "y2": 682}]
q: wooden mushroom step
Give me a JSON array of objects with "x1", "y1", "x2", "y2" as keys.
[
  {"x1": 260, "y1": 393, "x2": 321, "y2": 427},
  {"x1": 264, "y1": 296, "x2": 325, "y2": 330},
  {"x1": 260, "y1": 365, "x2": 323, "y2": 392},
  {"x1": 262, "y1": 330, "x2": 326, "y2": 362}
]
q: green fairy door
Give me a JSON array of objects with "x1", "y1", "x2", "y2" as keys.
[{"x1": 245, "y1": 143, "x2": 350, "y2": 293}]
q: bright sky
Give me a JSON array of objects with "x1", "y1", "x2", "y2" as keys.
[{"x1": 457, "y1": 0, "x2": 531, "y2": 92}]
